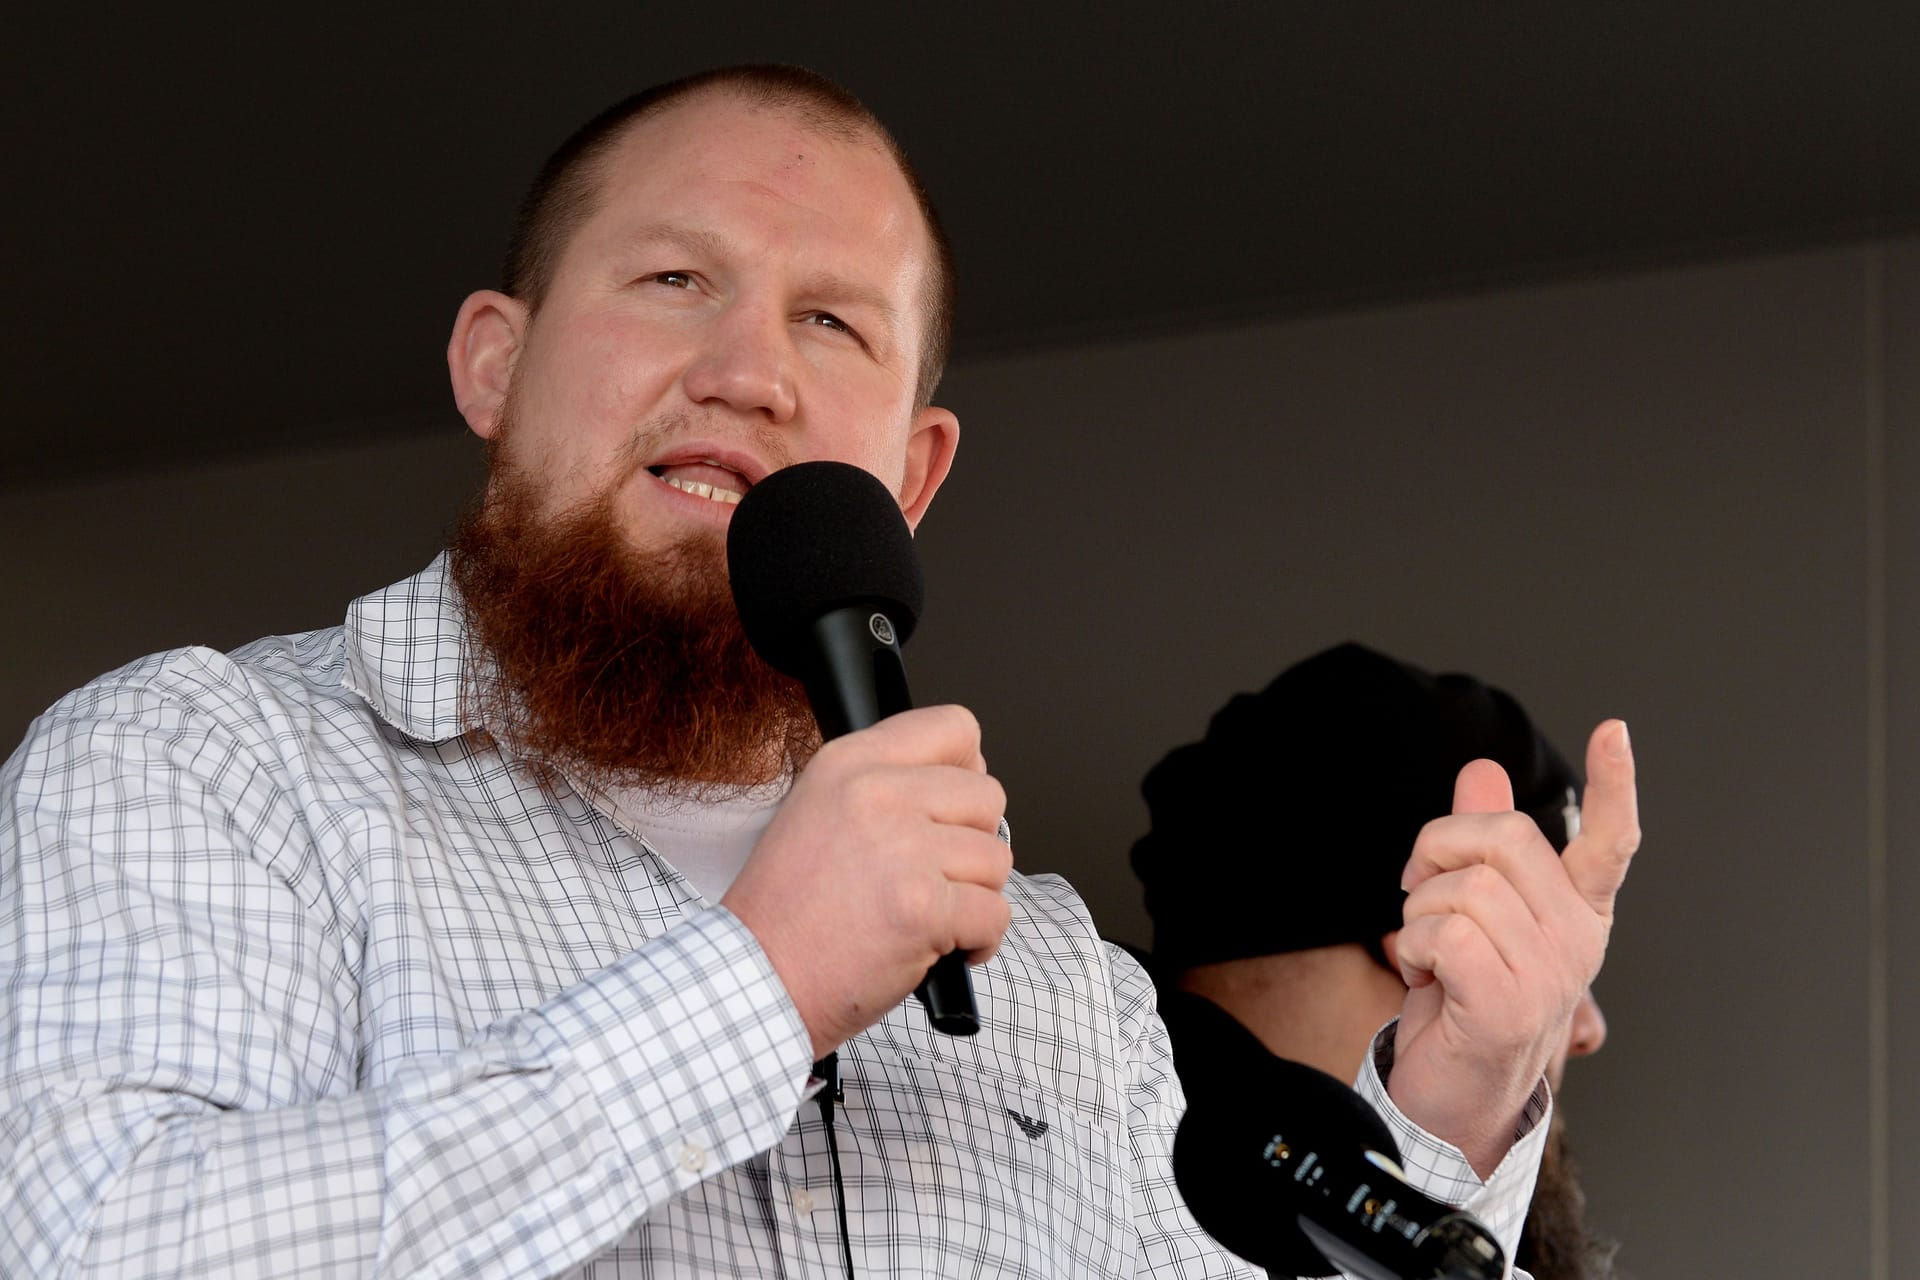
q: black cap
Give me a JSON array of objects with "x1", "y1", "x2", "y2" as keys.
[{"x1": 1130, "y1": 642, "x2": 1579, "y2": 972}]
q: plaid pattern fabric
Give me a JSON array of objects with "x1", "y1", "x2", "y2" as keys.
[
  {"x1": 2, "y1": 556, "x2": 1536, "y2": 1278},
  {"x1": 1366, "y1": 1024, "x2": 1550, "y2": 1269}
]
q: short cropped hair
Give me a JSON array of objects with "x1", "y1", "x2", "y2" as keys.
[{"x1": 503, "y1": 65, "x2": 956, "y2": 408}]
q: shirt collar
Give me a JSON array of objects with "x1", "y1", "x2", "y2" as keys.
[{"x1": 342, "y1": 552, "x2": 472, "y2": 743}]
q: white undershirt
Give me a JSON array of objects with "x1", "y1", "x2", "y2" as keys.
[{"x1": 602, "y1": 781, "x2": 787, "y2": 904}]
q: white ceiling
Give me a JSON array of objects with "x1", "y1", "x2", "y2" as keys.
[{"x1": 4, "y1": 2, "x2": 1915, "y2": 486}]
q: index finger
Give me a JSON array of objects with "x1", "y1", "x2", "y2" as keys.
[
  {"x1": 1563, "y1": 719, "x2": 1640, "y2": 913},
  {"x1": 1399, "y1": 758, "x2": 1519, "y2": 892},
  {"x1": 1452, "y1": 757, "x2": 1516, "y2": 815}
]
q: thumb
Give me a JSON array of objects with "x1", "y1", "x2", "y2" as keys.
[
  {"x1": 1563, "y1": 718, "x2": 1641, "y2": 913},
  {"x1": 1453, "y1": 758, "x2": 1516, "y2": 814}
]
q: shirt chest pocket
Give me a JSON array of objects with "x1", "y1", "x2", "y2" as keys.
[{"x1": 834, "y1": 1045, "x2": 1129, "y2": 1277}]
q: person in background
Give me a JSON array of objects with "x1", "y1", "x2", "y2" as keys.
[{"x1": 1131, "y1": 642, "x2": 1623, "y2": 1278}]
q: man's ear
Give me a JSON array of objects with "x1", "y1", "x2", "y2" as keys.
[
  {"x1": 897, "y1": 405, "x2": 960, "y2": 531},
  {"x1": 447, "y1": 290, "x2": 528, "y2": 440}
]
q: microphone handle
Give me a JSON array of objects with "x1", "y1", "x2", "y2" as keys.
[
  {"x1": 1169, "y1": 1045, "x2": 1505, "y2": 1280},
  {"x1": 1301, "y1": 1208, "x2": 1505, "y2": 1280},
  {"x1": 809, "y1": 608, "x2": 980, "y2": 1037}
]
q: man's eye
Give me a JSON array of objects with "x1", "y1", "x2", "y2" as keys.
[
  {"x1": 804, "y1": 312, "x2": 852, "y2": 335},
  {"x1": 650, "y1": 271, "x2": 696, "y2": 289}
]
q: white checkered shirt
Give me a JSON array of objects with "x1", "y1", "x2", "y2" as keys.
[{"x1": 2, "y1": 556, "x2": 1542, "y2": 1277}]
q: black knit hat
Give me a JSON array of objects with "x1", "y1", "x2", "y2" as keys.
[{"x1": 1131, "y1": 642, "x2": 1580, "y2": 972}]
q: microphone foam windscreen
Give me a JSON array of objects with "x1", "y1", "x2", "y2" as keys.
[{"x1": 727, "y1": 460, "x2": 925, "y2": 678}]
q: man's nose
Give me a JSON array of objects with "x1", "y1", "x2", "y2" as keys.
[
  {"x1": 680, "y1": 303, "x2": 798, "y2": 424},
  {"x1": 1567, "y1": 989, "x2": 1608, "y2": 1059}
]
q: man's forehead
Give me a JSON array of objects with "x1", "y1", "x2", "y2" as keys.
[
  {"x1": 607, "y1": 89, "x2": 890, "y2": 187},
  {"x1": 584, "y1": 96, "x2": 914, "y2": 249},
  {"x1": 585, "y1": 94, "x2": 933, "y2": 308}
]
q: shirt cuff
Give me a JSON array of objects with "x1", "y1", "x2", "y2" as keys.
[
  {"x1": 1352, "y1": 1018, "x2": 1551, "y2": 1271},
  {"x1": 532, "y1": 904, "x2": 816, "y2": 1197}
]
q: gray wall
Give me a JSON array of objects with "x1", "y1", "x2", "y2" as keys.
[{"x1": 4, "y1": 239, "x2": 1910, "y2": 1277}]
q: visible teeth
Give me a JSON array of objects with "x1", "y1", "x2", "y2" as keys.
[{"x1": 664, "y1": 475, "x2": 743, "y2": 504}]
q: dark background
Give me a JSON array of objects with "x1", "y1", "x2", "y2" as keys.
[{"x1": 5, "y1": 3, "x2": 1916, "y2": 485}]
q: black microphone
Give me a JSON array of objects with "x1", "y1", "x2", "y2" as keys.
[
  {"x1": 1163, "y1": 993, "x2": 1504, "y2": 1280},
  {"x1": 727, "y1": 459, "x2": 979, "y2": 1037}
]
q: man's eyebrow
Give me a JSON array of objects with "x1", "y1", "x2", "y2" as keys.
[
  {"x1": 793, "y1": 270, "x2": 901, "y2": 339},
  {"x1": 625, "y1": 221, "x2": 733, "y2": 262}
]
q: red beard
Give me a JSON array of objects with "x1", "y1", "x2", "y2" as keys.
[{"x1": 446, "y1": 456, "x2": 818, "y2": 799}]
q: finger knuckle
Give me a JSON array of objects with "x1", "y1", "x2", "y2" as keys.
[
  {"x1": 1493, "y1": 811, "x2": 1541, "y2": 846},
  {"x1": 938, "y1": 703, "x2": 982, "y2": 740},
  {"x1": 1462, "y1": 862, "x2": 1506, "y2": 896},
  {"x1": 984, "y1": 775, "x2": 1008, "y2": 815},
  {"x1": 989, "y1": 841, "x2": 1015, "y2": 886},
  {"x1": 842, "y1": 767, "x2": 890, "y2": 812},
  {"x1": 886, "y1": 876, "x2": 940, "y2": 931},
  {"x1": 1438, "y1": 914, "x2": 1481, "y2": 950}
]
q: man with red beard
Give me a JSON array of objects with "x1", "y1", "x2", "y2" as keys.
[
  {"x1": 0, "y1": 67, "x2": 1638, "y2": 1278},
  {"x1": 1132, "y1": 644, "x2": 1624, "y2": 1277}
]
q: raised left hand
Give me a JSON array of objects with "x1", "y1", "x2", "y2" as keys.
[{"x1": 1387, "y1": 719, "x2": 1640, "y2": 1176}]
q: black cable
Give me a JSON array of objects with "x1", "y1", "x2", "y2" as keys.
[{"x1": 813, "y1": 1053, "x2": 855, "y2": 1279}]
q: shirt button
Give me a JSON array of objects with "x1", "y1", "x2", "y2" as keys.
[
  {"x1": 792, "y1": 1189, "x2": 816, "y2": 1215},
  {"x1": 679, "y1": 1142, "x2": 707, "y2": 1173}
]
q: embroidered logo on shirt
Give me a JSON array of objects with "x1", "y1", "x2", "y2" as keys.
[{"x1": 1005, "y1": 1108, "x2": 1049, "y2": 1140}]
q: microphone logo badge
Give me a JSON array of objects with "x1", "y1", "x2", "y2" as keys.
[{"x1": 868, "y1": 612, "x2": 897, "y2": 646}]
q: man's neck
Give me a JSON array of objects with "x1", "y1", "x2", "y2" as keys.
[{"x1": 1177, "y1": 945, "x2": 1407, "y2": 1083}]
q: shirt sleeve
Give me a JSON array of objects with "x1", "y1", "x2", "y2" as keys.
[
  {"x1": 0, "y1": 674, "x2": 816, "y2": 1279},
  {"x1": 1353, "y1": 1019, "x2": 1550, "y2": 1280},
  {"x1": 1106, "y1": 944, "x2": 1263, "y2": 1279}
]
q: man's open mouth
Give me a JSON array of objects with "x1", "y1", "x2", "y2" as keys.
[{"x1": 647, "y1": 462, "x2": 750, "y2": 506}]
